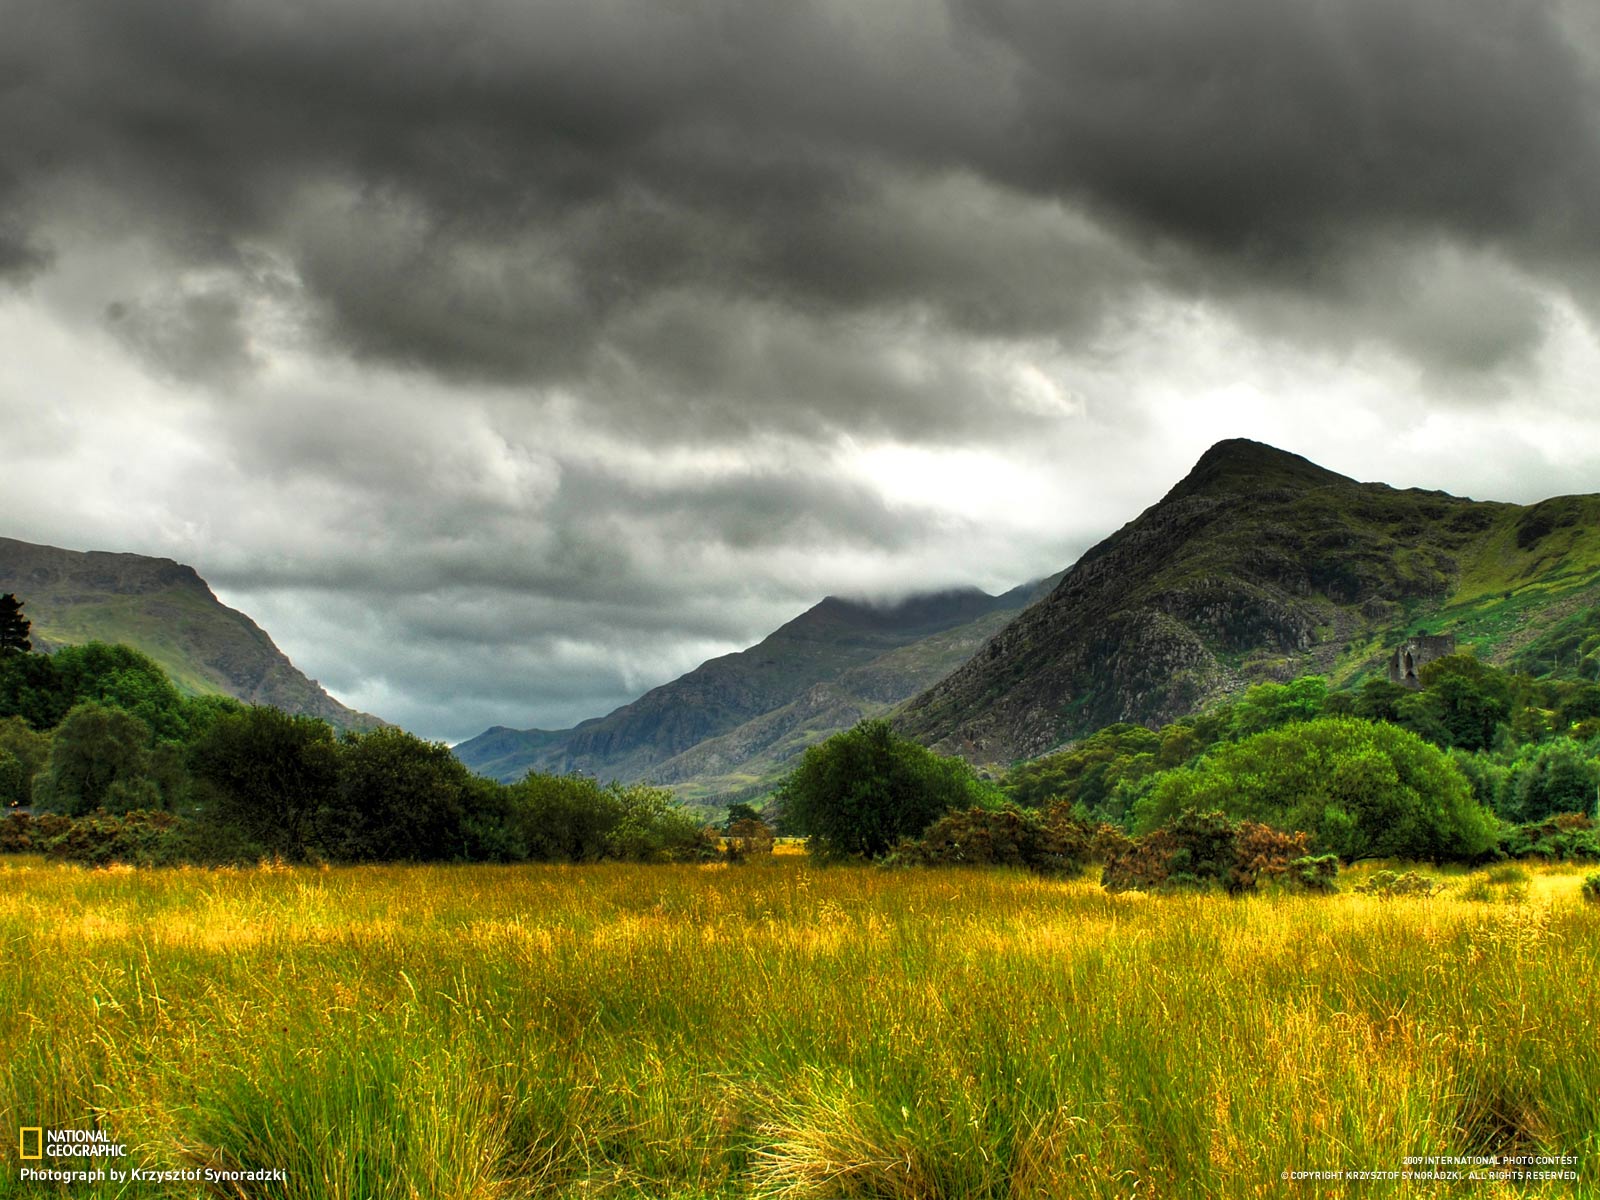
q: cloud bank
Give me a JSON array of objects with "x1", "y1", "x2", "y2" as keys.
[{"x1": 2, "y1": 0, "x2": 1598, "y2": 739}]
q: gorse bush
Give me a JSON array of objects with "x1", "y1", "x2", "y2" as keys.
[
  {"x1": 0, "y1": 808, "x2": 185, "y2": 866},
  {"x1": 886, "y1": 804, "x2": 1108, "y2": 876},
  {"x1": 1100, "y1": 810, "x2": 1335, "y2": 895}
]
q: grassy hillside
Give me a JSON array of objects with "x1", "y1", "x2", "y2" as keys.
[
  {"x1": 897, "y1": 440, "x2": 1600, "y2": 764},
  {"x1": 0, "y1": 537, "x2": 382, "y2": 731}
]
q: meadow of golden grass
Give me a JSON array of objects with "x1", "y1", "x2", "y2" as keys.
[{"x1": 1, "y1": 856, "x2": 1595, "y2": 1199}]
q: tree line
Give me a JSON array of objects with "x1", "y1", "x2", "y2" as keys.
[
  {"x1": 0, "y1": 595, "x2": 713, "y2": 866},
  {"x1": 767, "y1": 649, "x2": 1600, "y2": 883}
]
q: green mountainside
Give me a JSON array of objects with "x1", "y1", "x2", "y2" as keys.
[
  {"x1": 0, "y1": 537, "x2": 383, "y2": 731},
  {"x1": 454, "y1": 580, "x2": 1058, "y2": 791},
  {"x1": 894, "y1": 439, "x2": 1600, "y2": 764}
]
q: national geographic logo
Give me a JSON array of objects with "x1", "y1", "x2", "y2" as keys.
[{"x1": 14, "y1": 1126, "x2": 128, "y2": 1160}]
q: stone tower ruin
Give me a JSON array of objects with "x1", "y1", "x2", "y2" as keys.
[{"x1": 1388, "y1": 634, "x2": 1457, "y2": 690}]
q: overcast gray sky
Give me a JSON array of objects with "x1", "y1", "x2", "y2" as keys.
[{"x1": 4, "y1": 0, "x2": 1599, "y2": 742}]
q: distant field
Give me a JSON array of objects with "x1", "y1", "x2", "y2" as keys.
[{"x1": 2, "y1": 857, "x2": 1596, "y2": 1198}]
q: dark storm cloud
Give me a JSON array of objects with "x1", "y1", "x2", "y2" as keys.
[
  {"x1": 7, "y1": 0, "x2": 1596, "y2": 395},
  {"x1": 959, "y1": 0, "x2": 1600, "y2": 253},
  {"x1": 8, "y1": 0, "x2": 1600, "y2": 740}
]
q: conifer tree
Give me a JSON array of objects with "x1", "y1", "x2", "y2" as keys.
[{"x1": 0, "y1": 594, "x2": 30, "y2": 655}]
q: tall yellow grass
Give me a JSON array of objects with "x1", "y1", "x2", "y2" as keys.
[{"x1": 1, "y1": 856, "x2": 1595, "y2": 1198}]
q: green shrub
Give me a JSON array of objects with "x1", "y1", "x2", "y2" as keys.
[
  {"x1": 1582, "y1": 874, "x2": 1600, "y2": 904},
  {"x1": 507, "y1": 774, "x2": 714, "y2": 864},
  {"x1": 1285, "y1": 854, "x2": 1341, "y2": 894},
  {"x1": 1354, "y1": 870, "x2": 1443, "y2": 898},
  {"x1": 1499, "y1": 813, "x2": 1600, "y2": 862}
]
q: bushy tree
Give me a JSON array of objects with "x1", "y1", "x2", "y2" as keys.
[
  {"x1": 1416, "y1": 654, "x2": 1513, "y2": 752},
  {"x1": 31, "y1": 702, "x2": 161, "y2": 816},
  {"x1": 1137, "y1": 717, "x2": 1496, "y2": 862},
  {"x1": 187, "y1": 706, "x2": 339, "y2": 860},
  {"x1": 1498, "y1": 741, "x2": 1599, "y2": 823},
  {"x1": 319, "y1": 727, "x2": 475, "y2": 861},
  {"x1": 0, "y1": 651, "x2": 72, "y2": 730},
  {"x1": 51, "y1": 643, "x2": 189, "y2": 742},
  {"x1": 1354, "y1": 678, "x2": 1409, "y2": 724},
  {"x1": 774, "y1": 719, "x2": 996, "y2": 860},
  {"x1": 506, "y1": 772, "x2": 711, "y2": 863},
  {"x1": 0, "y1": 750, "x2": 27, "y2": 811},
  {"x1": 0, "y1": 716, "x2": 49, "y2": 808},
  {"x1": 0, "y1": 641, "x2": 191, "y2": 738},
  {"x1": 1228, "y1": 676, "x2": 1328, "y2": 739}
]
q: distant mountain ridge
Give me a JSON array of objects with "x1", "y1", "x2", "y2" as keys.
[
  {"x1": 0, "y1": 537, "x2": 383, "y2": 731},
  {"x1": 894, "y1": 439, "x2": 1600, "y2": 763},
  {"x1": 454, "y1": 577, "x2": 1059, "y2": 793}
]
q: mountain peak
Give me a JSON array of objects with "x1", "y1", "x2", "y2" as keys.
[{"x1": 1165, "y1": 439, "x2": 1353, "y2": 503}]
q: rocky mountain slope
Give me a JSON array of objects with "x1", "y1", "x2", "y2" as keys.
[
  {"x1": 455, "y1": 579, "x2": 1057, "y2": 790},
  {"x1": 894, "y1": 439, "x2": 1600, "y2": 764},
  {"x1": 0, "y1": 537, "x2": 383, "y2": 731}
]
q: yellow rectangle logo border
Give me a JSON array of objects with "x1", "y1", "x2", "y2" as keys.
[{"x1": 19, "y1": 1127, "x2": 43, "y2": 1160}]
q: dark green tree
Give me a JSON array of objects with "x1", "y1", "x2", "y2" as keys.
[
  {"x1": 51, "y1": 643, "x2": 188, "y2": 742},
  {"x1": 0, "y1": 651, "x2": 68, "y2": 730},
  {"x1": 320, "y1": 727, "x2": 472, "y2": 862},
  {"x1": 31, "y1": 702, "x2": 161, "y2": 816},
  {"x1": 1416, "y1": 654, "x2": 1513, "y2": 752},
  {"x1": 187, "y1": 707, "x2": 339, "y2": 860},
  {"x1": 0, "y1": 594, "x2": 30, "y2": 656},
  {"x1": 0, "y1": 715, "x2": 50, "y2": 806},
  {"x1": 1353, "y1": 678, "x2": 1408, "y2": 723},
  {"x1": 774, "y1": 719, "x2": 997, "y2": 861},
  {"x1": 1500, "y1": 741, "x2": 1599, "y2": 823}
]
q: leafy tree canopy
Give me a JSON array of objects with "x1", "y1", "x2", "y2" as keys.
[
  {"x1": 1136, "y1": 716, "x2": 1496, "y2": 863},
  {"x1": 1498, "y1": 740, "x2": 1599, "y2": 824},
  {"x1": 1227, "y1": 676, "x2": 1328, "y2": 739},
  {"x1": 322, "y1": 727, "x2": 473, "y2": 862},
  {"x1": 775, "y1": 719, "x2": 998, "y2": 861},
  {"x1": 31, "y1": 701, "x2": 162, "y2": 816},
  {"x1": 187, "y1": 706, "x2": 339, "y2": 861}
]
